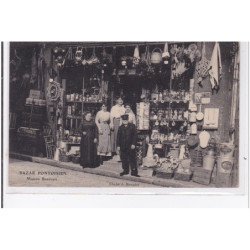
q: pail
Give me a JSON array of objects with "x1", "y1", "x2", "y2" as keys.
[
  {"x1": 203, "y1": 155, "x2": 215, "y2": 171},
  {"x1": 219, "y1": 143, "x2": 235, "y2": 158},
  {"x1": 217, "y1": 156, "x2": 234, "y2": 174}
]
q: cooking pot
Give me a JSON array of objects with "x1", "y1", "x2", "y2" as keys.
[{"x1": 151, "y1": 48, "x2": 162, "y2": 64}]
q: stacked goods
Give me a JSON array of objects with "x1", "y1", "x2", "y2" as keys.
[
  {"x1": 153, "y1": 161, "x2": 176, "y2": 179},
  {"x1": 174, "y1": 159, "x2": 192, "y2": 182},
  {"x1": 136, "y1": 102, "x2": 150, "y2": 130},
  {"x1": 26, "y1": 89, "x2": 46, "y2": 106},
  {"x1": 29, "y1": 89, "x2": 43, "y2": 99},
  {"x1": 59, "y1": 149, "x2": 72, "y2": 162},
  {"x1": 192, "y1": 167, "x2": 213, "y2": 185},
  {"x1": 215, "y1": 143, "x2": 235, "y2": 187},
  {"x1": 72, "y1": 154, "x2": 80, "y2": 164},
  {"x1": 189, "y1": 148, "x2": 203, "y2": 168},
  {"x1": 192, "y1": 152, "x2": 215, "y2": 185},
  {"x1": 136, "y1": 144, "x2": 143, "y2": 167}
]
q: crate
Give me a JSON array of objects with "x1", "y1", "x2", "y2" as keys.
[
  {"x1": 59, "y1": 154, "x2": 71, "y2": 162},
  {"x1": 29, "y1": 89, "x2": 43, "y2": 99},
  {"x1": 192, "y1": 167, "x2": 212, "y2": 185},
  {"x1": 72, "y1": 155, "x2": 80, "y2": 164},
  {"x1": 153, "y1": 169, "x2": 174, "y2": 179},
  {"x1": 174, "y1": 172, "x2": 192, "y2": 182},
  {"x1": 215, "y1": 172, "x2": 232, "y2": 187}
]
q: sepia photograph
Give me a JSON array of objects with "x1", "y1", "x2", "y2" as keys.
[{"x1": 7, "y1": 41, "x2": 241, "y2": 189}]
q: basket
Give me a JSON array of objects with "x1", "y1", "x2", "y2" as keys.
[
  {"x1": 151, "y1": 48, "x2": 162, "y2": 64},
  {"x1": 59, "y1": 154, "x2": 71, "y2": 162},
  {"x1": 153, "y1": 168, "x2": 174, "y2": 179},
  {"x1": 189, "y1": 149, "x2": 203, "y2": 167},
  {"x1": 72, "y1": 155, "x2": 80, "y2": 164}
]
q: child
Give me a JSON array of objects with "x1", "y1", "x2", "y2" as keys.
[{"x1": 116, "y1": 114, "x2": 139, "y2": 177}]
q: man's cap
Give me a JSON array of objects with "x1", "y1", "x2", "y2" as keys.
[{"x1": 121, "y1": 114, "x2": 129, "y2": 120}]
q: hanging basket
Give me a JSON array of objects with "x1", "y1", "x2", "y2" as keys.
[
  {"x1": 151, "y1": 48, "x2": 162, "y2": 64},
  {"x1": 72, "y1": 155, "x2": 80, "y2": 164},
  {"x1": 59, "y1": 154, "x2": 71, "y2": 162}
]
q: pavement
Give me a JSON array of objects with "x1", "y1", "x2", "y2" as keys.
[
  {"x1": 9, "y1": 152, "x2": 205, "y2": 188},
  {"x1": 9, "y1": 158, "x2": 156, "y2": 187}
]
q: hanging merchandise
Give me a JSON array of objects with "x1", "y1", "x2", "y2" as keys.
[
  {"x1": 87, "y1": 47, "x2": 99, "y2": 65},
  {"x1": 133, "y1": 45, "x2": 140, "y2": 66},
  {"x1": 143, "y1": 144, "x2": 156, "y2": 168},
  {"x1": 202, "y1": 154, "x2": 215, "y2": 171},
  {"x1": 21, "y1": 72, "x2": 31, "y2": 89},
  {"x1": 66, "y1": 47, "x2": 74, "y2": 65},
  {"x1": 136, "y1": 102, "x2": 150, "y2": 130},
  {"x1": 170, "y1": 44, "x2": 188, "y2": 78},
  {"x1": 101, "y1": 47, "x2": 113, "y2": 71},
  {"x1": 189, "y1": 112, "x2": 197, "y2": 122},
  {"x1": 141, "y1": 45, "x2": 151, "y2": 66},
  {"x1": 184, "y1": 44, "x2": 201, "y2": 63},
  {"x1": 196, "y1": 104, "x2": 204, "y2": 121},
  {"x1": 219, "y1": 143, "x2": 235, "y2": 158},
  {"x1": 37, "y1": 46, "x2": 45, "y2": 91},
  {"x1": 121, "y1": 47, "x2": 127, "y2": 67},
  {"x1": 194, "y1": 42, "x2": 210, "y2": 85},
  {"x1": 199, "y1": 130, "x2": 210, "y2": 148},
  {"x1": 209, "y1": 42, "x2": 222, "y2": 91},
  {"x1": 30, "y1": 49, "x2": 38, "y2": 86},
  {"x1": 151, "y1": 48, "x2": 162, "y2": 64},
  {"x1": 190, "y1": 123, "x2": 197, "y2": 134},
  {"x1": 75, "y1": 47, "x2": 83, "y2": 65},
  {"x1": 203, "y1": 108, "x2": 219, "y2": 129},
  {"x1": 229, "y1": 50, "x2": 239, "y2": 143},
  {"x1": 162, "y1": 42, "x2": 170, "y2": 64},
  {"x1": 179, "y1": 144, "x2": 186, "y2": 160}
]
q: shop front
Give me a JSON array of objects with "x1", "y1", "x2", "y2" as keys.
[{"x1": 9, "y1": 42, "x2": 240, "y2": 187}]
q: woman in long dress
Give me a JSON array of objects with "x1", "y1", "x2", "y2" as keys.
[
  {"x1": 80, "y1": 112, "x2": 100, "y2": 168},
  {"x1": 110, "y1": 97, "x2": 125, "y2": 154},
  {"x1": 124, "y1": 103, "x2": 136, "y2": 125},
  {"x1": 95, "y1": 104, "x2": 111, "y2": 157}
]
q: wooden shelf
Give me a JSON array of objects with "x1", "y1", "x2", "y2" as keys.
[
  {"x1": 66, "y1": 115, "x2": 82, "y2": 119},
  {"x1": 66, "y1": 101, "x2": 102, "y2": 104},
  {"x1": 149, "y1": 100, "x2": 189, "y2": 104}
]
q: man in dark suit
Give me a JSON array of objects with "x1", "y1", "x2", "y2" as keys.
[{"x1": 117, "y1": 114, "x2": 139, "y2": 177}]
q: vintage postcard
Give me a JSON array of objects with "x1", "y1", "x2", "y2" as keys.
[{"x1": 2, "y1": 41, "x2": 248, "y2": 194}]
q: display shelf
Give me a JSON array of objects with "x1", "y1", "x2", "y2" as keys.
[
  {"x1": 66, "y1": 100, "x2": 103, "y2": 104},
  {"x1": 66, "y1": 142, "x2": 81, "y2": 145},
  {"x1": 150, "y1": 119, "x2": 187, "y2": 123},
  {"x1": 66, "y1": 115, "x2": 82, "y2": 119},
  {"x1": 149, "y1": 100, "x2": 189, "y2": 104},
  {"x1": 25, "y1": 104, "x2": 46, "y2": 108}
]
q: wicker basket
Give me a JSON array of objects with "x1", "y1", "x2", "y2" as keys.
[
  {"x1": 72, "y1": 155, "x2": 80, "y2": 164},
  {"x1": 189, "y1": 149, "x2": 203, "y2": 167},
  {"x1": 59, "y1": 154, "x2": 71, "y2": 162}
]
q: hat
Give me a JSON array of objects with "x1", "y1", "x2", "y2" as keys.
[{"x1": 121, "y1": 114, "x2": 129, "y2": 120}]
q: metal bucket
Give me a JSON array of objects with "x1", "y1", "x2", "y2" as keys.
[
  {"x1": 219, "y1": 143, "x2": 235, "y2": 158},
  {"x1": 202, "y1": 155, "x2": 215, "y2": 171},
  {"x1": 217, "y1": 156, "x2": 234, "y2": 174}
]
